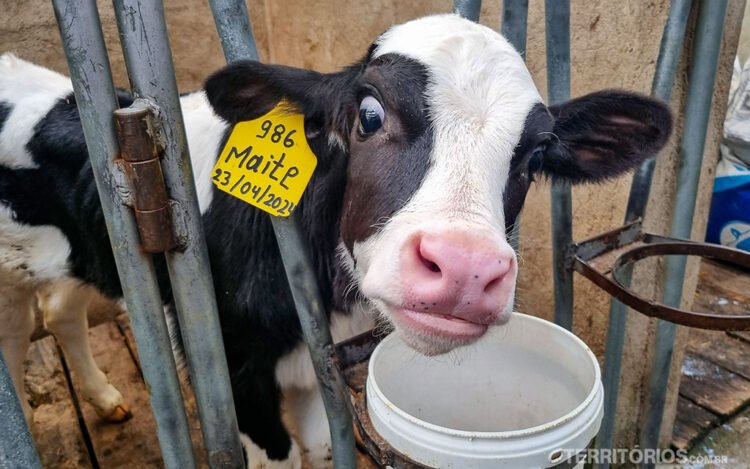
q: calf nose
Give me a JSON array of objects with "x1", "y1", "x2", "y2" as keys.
[{"x1": 401, "y1": 231, "x2": 515, "y2": 324}]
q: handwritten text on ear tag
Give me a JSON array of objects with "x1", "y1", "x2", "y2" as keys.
[{"x1": 211, "y1": 101, "x2": 317, "y2": 217}]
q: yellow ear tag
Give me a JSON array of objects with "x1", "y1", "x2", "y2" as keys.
[{"x1": 211, "y1": 101, "x2": 317, "y2": 217}]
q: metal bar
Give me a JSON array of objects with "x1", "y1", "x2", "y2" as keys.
[
  {"x1": 641, "y1": 0, "x2": 728, "y2": 459},
  {"x1": 207, "y1": 1, "x2": 358, "y2": 467},
  {"x1": 595, "y1": 1, "x2": 692, "y2": 463},
  {"x1": 0, "y1": 351, "x2": 42, "y2": 469},
  {"x1": 453, "y1": 0, "x2": 482, "y2": 22},
  {"x1": 111, "y1": 1, "x2": 244, "y2": 467},
  {"x1": 545, "y1": 0, "x2": 573, "y2": 330},
  {"x1": 51, "y1": 2, "x2": 196, "y2": 468},
  {"x1": 626, "y1": 0, "x2": 693, "y2": 223},
  {"x1": 502, "y1": 0, "x2": 529, "y2": 255},
  {"x1": 502, "y1": 0, "x2": 529, "y2": 55},
  {"x1": 209, "y1": 0, "x2": 259, "y2": 62},
  {"x1": 271, "y1": 218, "x2": 358, "y2": 469}
]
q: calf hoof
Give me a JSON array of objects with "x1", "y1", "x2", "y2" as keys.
[
  {"x1": 96, "y1": 403, "x2": 133, "y2": 423},
  {"x1": 304, "y1": 444, "x2": 333, "y2": 469}
]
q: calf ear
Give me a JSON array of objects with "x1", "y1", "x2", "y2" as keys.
[
  {"x1": 540, "y1": 90, "x2": 672, "y2": 183},
  {"x1": 204, "y1": 60, "x2": 361, "y2": 147}
]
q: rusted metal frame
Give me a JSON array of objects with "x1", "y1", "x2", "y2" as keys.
[
  {"x1": 574, "y1": 220, "x2": 645, "y2": 262},
  {"x1": 594, "y1": 0, "x2": 693, "y2": 464},
  {"x1": 641, "y1": 0, "x2": 728, "y2": 459},
  {"x1": 573, "y1": 220, "x2": 750, "y2": 326},
  {"x1": 573, "y1": 240, "x2": 750, "y2": 331},
  {"x1": 114, "y1": 104, "x2": 177, "y2": 253},
  {"x1": 111, "y1": 0, "x2": 245, "y2": 467},
  {"x1": 207, "y1": 1, "x2": 358, "y2": 467},
  {"x1": 611, "y1": 242, "x2": 750, "y2": 329},
  {"x1": 545, "y1": 0, "x2": 574, "y2": 331},
  {"x1": 51, "y1": 1, "x2": 197, "y2": 467},
  {"x1": 0, "y1": 351, "x2": 42, "y2": 469}
]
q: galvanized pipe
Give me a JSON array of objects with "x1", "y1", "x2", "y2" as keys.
[
  {"x1": 595, "y1": 0, "x2": 692, "y2": 464},
  {"x1": 641, "y1": 0, "x2": 728, "y2": 458},
  {"x1": 545, "y1": 0, "x2": 574, "y2": 331},
  {"x1": 502, "y1": 0, "x2": 529, "y2": 56},
  {"x1": 207, "y1": 1, "x2": 358, "y2": 467},
  {"x1": 209, "y1": 0, "x2": 260, "y2": 62},
  {"x1": 271, "y1": 219, "x2": 358, "y2": 469},
  {"x1": 111, "y1": 1, "x2": 244, "y2": 467},
  {"x1": 625, "y1": 0, "x2": 694, "y2": 223},
  {"x1": 51, "y1": 1, "x2": 196, "y2": 467},
  {"x1": 0, "y1": 351, "x2": 42, "y2": 469},
  {"x1": 502, "y1": 0, "x2": 529, "y2": 255},
  {"x1": 454, "y1": 0, "x2": 482, "y2": 22}
]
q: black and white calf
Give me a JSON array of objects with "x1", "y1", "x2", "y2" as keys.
[{"x1": 0, "y1": 14, "x2": 671, "y2": 468}]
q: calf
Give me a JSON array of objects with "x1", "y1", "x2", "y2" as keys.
[{"x1": 0, "y1": 14, "x2": 671, "y2": 468}]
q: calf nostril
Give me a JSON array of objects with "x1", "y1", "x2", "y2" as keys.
[
  {"x1": 424, "y1": 260, "x2": 441, "y2": 273},
  {"x1": 417, "y1": 243, "x2": 442, "y2": 273},
  {"x1": 484, "y1": 276, "x2": 502, "y2": 295}
]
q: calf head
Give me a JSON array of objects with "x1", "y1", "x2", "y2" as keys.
[{"x1": 205, "y1": 14, "x2": 672, "y2": 355}]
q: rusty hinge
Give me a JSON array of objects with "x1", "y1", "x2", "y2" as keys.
[{"x1": 113, "y1": 103, "x2": 177, "y2": 253}]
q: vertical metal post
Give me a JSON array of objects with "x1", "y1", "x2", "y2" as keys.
[
  {"x1": 208, "y1": 0, "x2": 260, "y2": 62},
  {"x1": 641, "y1": 0, "x2": 728, "y2": 460},
  {"x1": 0, "y1": 351, "x2": 42, "y2": 469},
  {"x1": 502, "y1": 0, "x2": 529, "y2": 254},
  {"x1": 111, "y1": 1, "x2": 244, "y2": 467},
  {"x1": 207, "y1": 1, "x2": 357, "y2": 467},
  {"x1": 595, "y1": 1, "x2": 692, "y2": 465},
  {"x1": 454, "y1": 0, "x2": 482, "y2": 22},
  {"x1": 51, "y1": 1, "x2": 196, "y2": 468},
  {"x1": 502, "y1": 0, "x2": 529, "y2": 55},
  {"x1": 271, "y1": 219, "x2": 358, "y2": 469},
  {"x1": 545, "y1": 0, "x2": 574, "y2": 331}
]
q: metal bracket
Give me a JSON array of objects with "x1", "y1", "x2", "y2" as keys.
[
  {"x1": 114, "y1": 101, "x2": 177, "y2": 253},
  {"x1": 572, "y1": 221, "x2": 750, "y2": 330}
]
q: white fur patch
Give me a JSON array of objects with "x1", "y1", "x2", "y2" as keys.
[
  {"x1": 0, "y1": 204, "x2": 71, "y2": 284},
  {"x1": 180, "y1": 91, "x2": 229, "y2": 213},
  {"x1": 274, "y1": 304, "x2": 375, "y2": 390},
  {"x1": 372, "y1": 14, "x2": 541, "y2": 228},
  {"x1": 239, "y1": 432, "x2": 301, "y2": 469},
  {"x1": 0, "y1": 54, "x2": 73, "y2": 169},
  {"x1": 283, "y1": 385, "x2": 333, "y2": 469}
]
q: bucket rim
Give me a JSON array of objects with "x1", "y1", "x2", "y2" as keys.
[{"x1": 367, "y1": 312, "x2": 602, "y2": 440}]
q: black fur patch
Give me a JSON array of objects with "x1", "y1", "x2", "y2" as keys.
[
  {"x1": 339, "y1": 53, "x2": 432, "y2": 250},
  {"x1": 543, "y1": 90, "x2": 673, "y2": 182},
  {"x1": 0, "y1": 101, "x2": 11, "y2": 134},
  {"x1": 503, "y1": 103, "x2": 553, "y2": 232}
]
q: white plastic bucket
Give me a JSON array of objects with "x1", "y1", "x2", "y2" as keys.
[{"x1": 366, "y1": 313, "x2": 604, "y2": 468}]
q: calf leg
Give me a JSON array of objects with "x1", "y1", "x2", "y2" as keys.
[
  {"x1": 284, "y1": 385, "x2": 333, "y2": 468},
  {"x1": 0, "y1": 285, "x2": 35, "y2": 421},
  {"x1": 37, "y1": 279, "x2": 131, "y2": 422},
  {"x1": 233, "y1": 368, "x2": 301, "y2": 469}
]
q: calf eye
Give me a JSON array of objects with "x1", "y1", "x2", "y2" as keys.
[
  {"x1": 528, "y1": 144, "x2": 545, "y2": 174},
  {"x1": 358, "y1": 96, "x2": 384, "y2": 135}
]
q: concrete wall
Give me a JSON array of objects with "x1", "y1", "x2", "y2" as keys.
[{"x1": 1, "y1": 0, "x2": 745, "y2": 453}]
